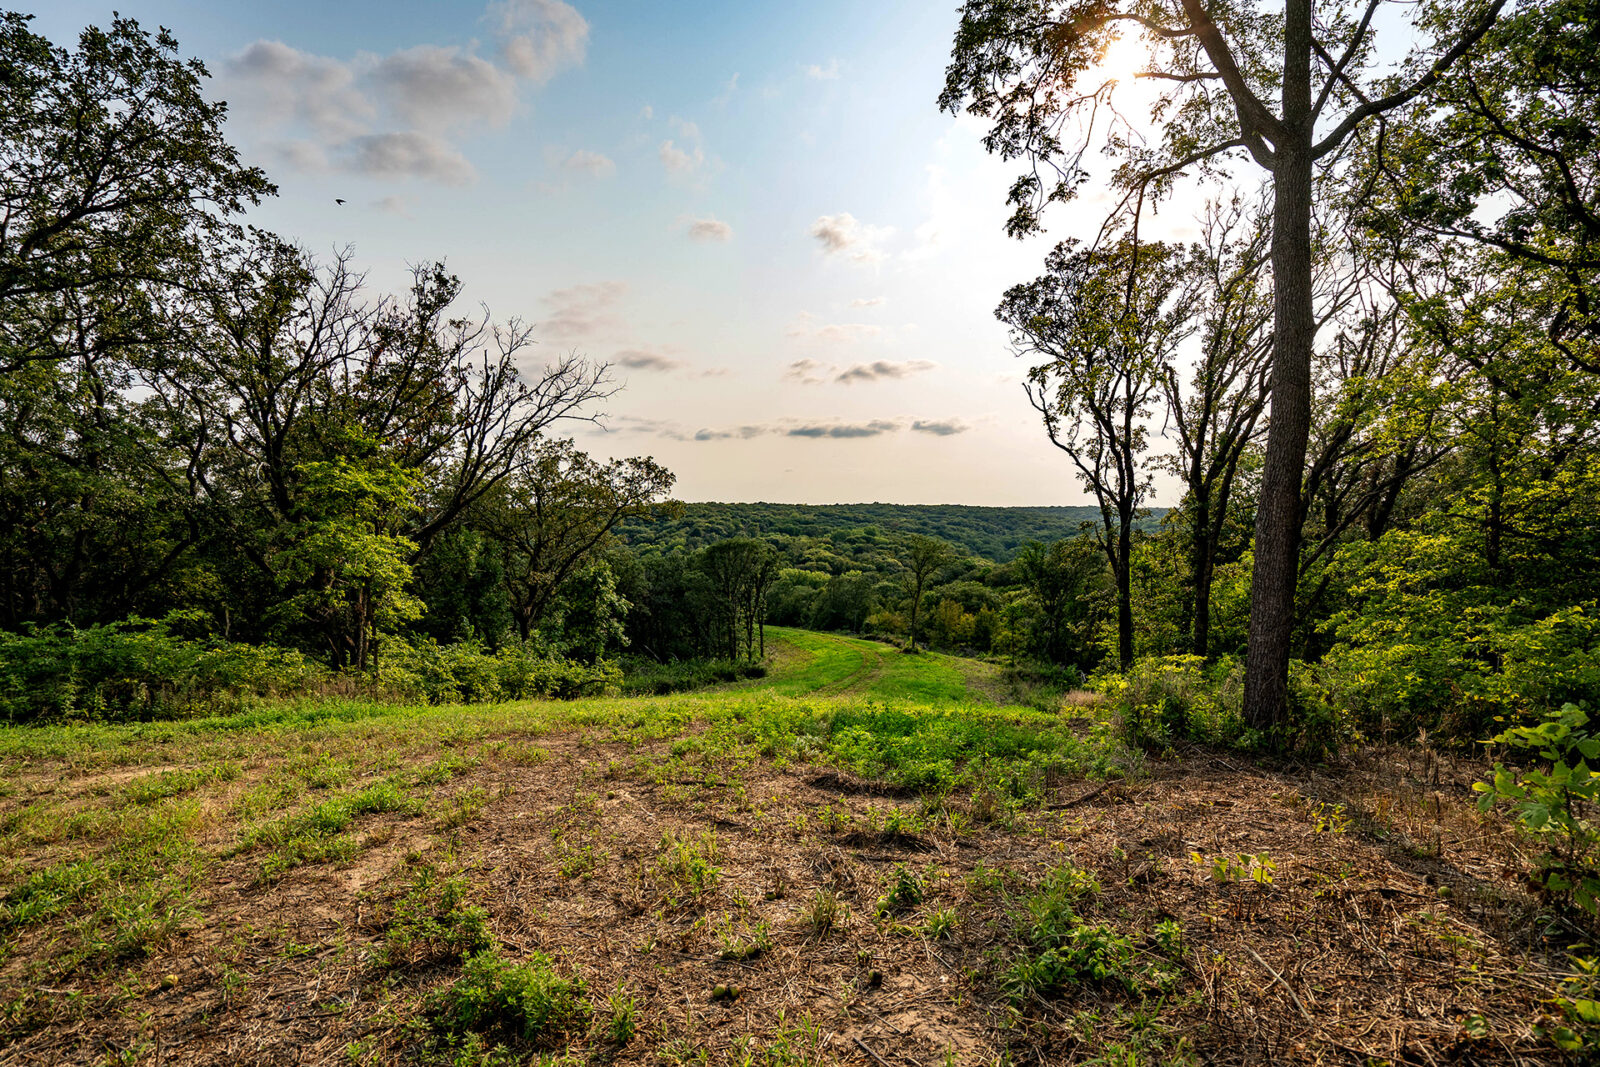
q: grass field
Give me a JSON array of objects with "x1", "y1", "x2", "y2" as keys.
[
  {"x1": 734, "y1": 628, "x2": 1006, "y2": 703},
  {"x1": 0, "y1": 630, "x2": 1576, "y2": 1065}
]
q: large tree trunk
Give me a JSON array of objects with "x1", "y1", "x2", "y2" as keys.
[
  {"x1": 1243, "y1": 0, "x2": 1315, "y2": 733},
  {"x1": 1190, "y1": 487, "x2": 1212, "y2": 658},
  {"x1": 1116, "y1": 513, "x2": 1134, "y2": 671}
]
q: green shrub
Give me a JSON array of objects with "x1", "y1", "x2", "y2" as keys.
[
  {"x1": 426, "y1": 949, "x2": 590, "y2": 1046},
  {"x1": 1098, "y1": 656, "x2": 1247, "y2": 750},
  {"x1": 1476, "y1": 703, "x2": 1600, "y2": 917},
  {"x1": 0, "y1": 614, "x2": 320, "y2": 722},
  {"x1": 376, "y1": 637, "x2": 621, "y2": 704},
  {"x1": 1321, "y1": 528, "x2": 1600, "y2": 741}
]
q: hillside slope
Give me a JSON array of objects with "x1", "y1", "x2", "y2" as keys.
[{"x1": 617, "y1": 501, "x2": 1165, "y2": 561}]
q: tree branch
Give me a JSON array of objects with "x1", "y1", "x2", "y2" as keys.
[{"x1": 1312, "y1": 0, "x2": 1508, "y2": 159}]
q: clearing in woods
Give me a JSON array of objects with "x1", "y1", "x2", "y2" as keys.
[{"x1": 0, "y1": 630, "x2": 1571, "y2": 1065}]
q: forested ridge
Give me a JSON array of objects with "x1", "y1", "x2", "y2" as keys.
[{"x1": 614, "y1": 502, "x2": 1155, "y2": 561}]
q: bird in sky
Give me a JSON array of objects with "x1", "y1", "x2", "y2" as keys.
[{"x1": 335, "y1": 198, "x2": 346, "y2": 205}]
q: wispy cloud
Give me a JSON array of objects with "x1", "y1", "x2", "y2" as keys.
[
  {"x1": 787, "y1": 420, "x2": 899, "y2": 438},
  {"x1": 488, "y1": 0, "x2": 588, "y2": 82},
  {"x1": 835, "y1": 360, "x2": 936, "y2": 384},
  {"x1": 785, "y1": 313, "x2": 883, "y2": 347},
  {"x1": 911, "y1": 419, "x2": 968, "y2": 436},
  {"x1": 659, "y1": 115, "x2": 710, "y2": 177},
  {"x1": 784, "y1": 358, "x2": 831, "y2": 384},
  {"x1": 683, "y1": 215, "x2": 733, "y2": 242},
  {"x1": 539, "y1": 281, "x2": 628, "y2": 342},
  {"x1": 339, "y1": 132, "x2": 474, "y2": 184},
  {"x1": 693, "y1": 425, "x2": 769, "y2": 441},
  {"x1": 561, "y1": 149, "x2": 615, "y2": 177},
  {"x1": 659, "y1": 139, "x2": 705, "y2": 174},
  {"x1": 809, "y1": 212, "x2": 892, "y2": 264},
  {"x1": 600, "y1": 415, "x2": 964, "y2": 443},
  {"x1": 803, "y1": 59, "x2": 840, "y2": 80},
  {"x1": 615, "y1": 348, "x2": 685, "y2": 373},
  {"x1": 849, "y1": 296, "x2": 886, "y2": 308}
]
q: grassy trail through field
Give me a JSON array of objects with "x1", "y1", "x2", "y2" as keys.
[{"x1": 752, "y1": 627, "x2": 1004, "y2": 704}]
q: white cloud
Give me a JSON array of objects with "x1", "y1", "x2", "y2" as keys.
[
  {"x1": 784, "y1": 358, "x2": 831, "y2": 384},
  {"x1": 809, "y1": 213, "x2": 893, "y2": 264},
  {"x1": 659, "y1": 116, "x2": 712, "y2": 177},
  {"x1": 487, "y1": 0, "x2": 589, "y2": 82},
  {"x1": 370, "y1": 46, "x2": 518, "y2": 131},
  {"x1": 339, "y1": 132, "x2": 475, "y2": 184},
  {"x1": 786, "y1": 313, "x2": 883, "y2": 346},
  {"x1": 540, "y1": 281, "x2": 629, "y2": 342},
  {"x1": 659, "y1": 139, "x2": 705, "y2": 175},
  {"x1": 639, "y1": 104, "x2": 654, "y2": 120},
  {"x1": 803, "y1": 59, "x2": 840, "y2": 80},
  {"x1": 220, "y1": 1, "x2": 588, "y2": 186},
  {"x1": 372, "y1": 194, "x2": 412, "y2": 216},
  {"x1": 911, "y1": 419, "x2": 969, "y2": 436},
  {"x1": 684, "y1": 215, "x2": 733, "y2": 242},
  {"x1": 849, "y1": 296, "x2": 886, "y2": 307},
  {"x1": 562, "y1": 149, "x2": 616, "y2": 177},
  {"x1": 788, "y1": 420, "x2": 898, "y2": 439},
  {"x1": 222, "y1": 41, "x2": 373, "y2": 139}
]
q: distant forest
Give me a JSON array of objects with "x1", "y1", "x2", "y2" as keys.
[{"x1": 615, "y1": 503, "x2": 1164, "y2": 562}]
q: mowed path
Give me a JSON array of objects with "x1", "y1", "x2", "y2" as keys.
[{"x1": 751, "y1": 627, "x2": 1008, "y2": 704}]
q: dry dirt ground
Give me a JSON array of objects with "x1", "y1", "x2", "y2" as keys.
[{"x1": 0, "y1": 710, "x2": 1580, "y2": 1067}]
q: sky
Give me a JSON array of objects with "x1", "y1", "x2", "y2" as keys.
[{"x1": 30, "y1": 0, "x2": 1208, "y2": 506}]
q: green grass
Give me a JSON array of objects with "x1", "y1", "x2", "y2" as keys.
[
  {"x1": 0, "y1": 629, "x2": 1126, "y2": 991},
  {"x1": 753, "y1": 628, "x2": 982, "y2": 702}
]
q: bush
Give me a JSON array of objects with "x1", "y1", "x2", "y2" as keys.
[
  {"x1": 0, "y1": 614, "x2": 321, "y2": 722},
  {"x1": 619, "y1": 657, "x2": 767, "y2": 696},
  {"x1": 376, "y1": 638, "x2": 621, "y2": 704},
  {"x1": 1476, "y1": 703, "x2": 1600, "y2": 918},
  {"x1": 1098, "y1": 656, "x2": 1247, "y2": 750},
  {"x1": 1321, "y1": 528, "x2": 1600, "y2": 742}
]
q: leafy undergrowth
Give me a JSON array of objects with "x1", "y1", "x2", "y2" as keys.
[{"x1": 0, "y1": 654, "x2": 1584, "y2": 1064}]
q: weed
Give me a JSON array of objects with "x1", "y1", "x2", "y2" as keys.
[
  {"x1": 241, "y1": 780, "x2": 420, "y2": 882},
  {"x1": 922, "y1": 906, "x2": 958, "y2": 939},
  {"x1": 426, "y1": 949, "x2": 590, "y2": 1047},
  {"x1": 378, "y1": 864, "x2": 491, "y2": 968},
  {"x1": 1153, "y1": 919, "x2": 1184, "y2": 957},
  {"x1": 604, "y1": 985, "x2": 638, "y2": 1044},
  {"x1": 557, "y1": 840, "x2": 603, "y2": 879},
  {"x1": 875, "y1": 865, "x2": 925, "y2": 917},
  {"x1": 1003, "y1": 921, "x2": 1137, "y2": 1001},
  {"x1": 437, "y1": 786, "x2": 490, "y2": 829},
  {"x1": 1190, "y1": 851, "x2": 1275, "y2": 885},
  {"x1": 656, "y1": 830, "x2": 721, "y2": 904},
  {"x1": 1310, "y1": 802, "x2": 1351, "y2": 834},
  {"x1": 717, "y1": 916, "x2": 774, "y2": 960},
  {"x1": 122, "y1": 763, "x2": 241, "y2": 805},
  {"x1": 805, "y1": 888, "x2": 847, "y2": 936}
]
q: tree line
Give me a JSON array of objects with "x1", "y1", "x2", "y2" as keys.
[
  {"x1": 0, "y1": 14, "x2": 674, "y2": 702},
  {"x1": 941, "y1": 0, "x2": 1600, "y2": 746}
]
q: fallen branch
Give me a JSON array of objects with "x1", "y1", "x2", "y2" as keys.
[{"x1": 1240, "y1": 943, "x2": 1313, "y2": 1022}]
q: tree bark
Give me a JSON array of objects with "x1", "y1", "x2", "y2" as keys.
[
  {"x1": 1242, "y1": 0, "x2": 1315, "y2": 732},
  {"x1": 1116, "y1": 508, "x2": 1134, "y2": 671}
]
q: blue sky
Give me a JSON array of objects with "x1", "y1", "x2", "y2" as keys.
[{"x1": 31, "y1": 0, "x2": 1195, "y2": 505}]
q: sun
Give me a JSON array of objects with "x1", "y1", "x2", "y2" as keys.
[{"x1": 1093, "y1": 32, "x2": 1153, "y2": 86}]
